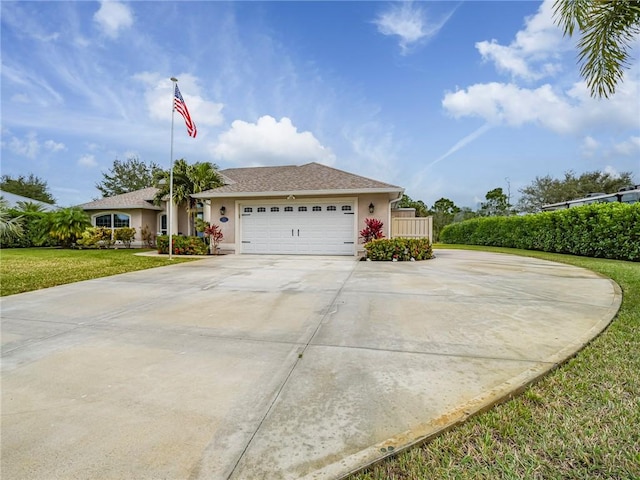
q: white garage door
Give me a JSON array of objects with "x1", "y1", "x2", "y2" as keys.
[{"x1": 240, "y1": 202, "x2": 355, "y2": 255}]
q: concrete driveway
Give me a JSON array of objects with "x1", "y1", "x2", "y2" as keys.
[{"x1": 1, "y1": 250, "x2": 621, "y2": 479}]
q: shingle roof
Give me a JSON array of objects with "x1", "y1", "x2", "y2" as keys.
[
  {"x1": 77, "y1": 187, "x2": 163, "y2": 211},
  {"x1": 0, "y1": 190, "x2": 60, "y2": 211},
  {"x1": 193, "y1": 162, "x2": 402, "y2": 197}
]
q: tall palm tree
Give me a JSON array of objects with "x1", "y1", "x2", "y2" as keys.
[
  {"x1": 154, "y1": 159, "x2": 223, "y2": 235},
  {"x1": 553, "y1": 0, "x2": 640, "y2": 98}
]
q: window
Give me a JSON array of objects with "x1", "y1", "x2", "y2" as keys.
[
  {"x1": 312, "y1": 206, "x2": 322, "y2": 212},
  {"x1": 284, "y1": 206, "x2": 293, "y2": 212},
  {"x1": 257, "y1": 207, "x2": 266, "y2": 212},
  {"x1": 327, "y1": 206, "x2": 337, "y2": 211},
  {"x1": 244, "y1": 207, "x2": 253, "y2": 213},
  {"x1": 341, "y1": 205, "x2": 352, "y2": 211},
  {"x1": 160, "y1": 214, "x2": 167, "y2": 235},
  {"x1": 298, "y1": 206, "x2": 307, "y2": 212},
  {"x1": 271, "y1": 207, "x2": 280, "y2": 212},
  {"x1": 95, "y1": 214, "x2": 112, "y2": 228},
  {"x1": 94, "y1": 212, "x2": 131, "y2": 235}
]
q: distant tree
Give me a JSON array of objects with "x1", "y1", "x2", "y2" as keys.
[
  {"x1": 518, "y1": 170, "x2": 635, "y2": 213},
  {"x1": 396, "y1": 194, "x2": 429, "y2": 217},
  {"x1": 0, "y1": 174, "x2": 55, "y2": 204},
  {"x1": 478, "y1": 188, "x2": 512, "y2": 217},
  {"x1": 154, "y1": 159, "x2": 223, "y2": 235},
  {"x1": 96, "y1": 156, "x2": 162, "y2": 197},
  {"x1": 453, "y1": 206, "x2": 478, "y2": 223},
  {"x1": 429, "y1": 197, "x2": 460, "y2": 242},
  {"x1": 553, "y1": 0, "x2": 640, "y2": 98}
]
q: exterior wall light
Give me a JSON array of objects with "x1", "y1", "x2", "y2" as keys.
[
  {"x1": 220, "y1": 206, "x2": 226, "y2": 216},
  {"x1": 369, "y1": 203, "x2": 375, "y2": 214}
]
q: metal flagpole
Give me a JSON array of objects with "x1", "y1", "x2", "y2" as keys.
[{"x1": 168, "y1": 77, "x2": 178, "y2": 260}]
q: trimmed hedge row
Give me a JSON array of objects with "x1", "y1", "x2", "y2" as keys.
[
  {"x1": 157, "y1": 235, "x2": 208, "y2": 255},
  {"x1": 364, "y1": 237, "x2": 434, "y2": 261},
  {"x1": 440, "y1": 202, "x2": 640, "y2": 261}
]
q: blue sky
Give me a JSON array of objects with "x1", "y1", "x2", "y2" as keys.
[{"x1": 2, "y1": 0, "x2": 639, "y2": 208}]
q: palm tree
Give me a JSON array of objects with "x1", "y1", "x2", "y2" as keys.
[
  {"x1": 0, "y1": 198, "x2": 24, "y2": 243},
  {"x1": 154, "y1": 159, "x2": 223, "y2": 235},
  {"x1": 48, "y1": 207, "x2": 91, "y2": 248},
  {"x1": 553, "y1": 0, "x2": 640, "y2": 98}
]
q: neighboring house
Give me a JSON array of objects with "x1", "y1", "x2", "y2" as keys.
[
  {"x1": 78, "y1": 162, "x2": 405, "y2": 255},
  {"x1": 0, "y1": 189, "x2": 60, "y2": 212}
]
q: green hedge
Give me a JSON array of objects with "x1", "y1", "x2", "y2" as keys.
[
  {"x1": 440, "y1": 202, "x2": 640, "y2": 261},
  {"x1": 156, "y1": 235, "x2": 208, "y2": 255},
  {"x1": 364, "y1": 237, "x2": 434, "y2": 261}
]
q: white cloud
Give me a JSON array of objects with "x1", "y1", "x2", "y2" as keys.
[
  {"x1": 581, "y1": 136, "x2": 599, "y2": 157},
  {"x1": 134, "y1": 72, "x2": 224, "y2": 129},
  {"x1": 212, "y1": 115, "x2": 335, "y2": 166},
  {"x1": 613, "y1": 136, "x2": 640, "y2": 156},
  {"x1": 374, "y1": 1, "x2": 454, "y2": 55},
  {"x1": 603, "y1": 165, "x2": 621, "y2": 178},
  {"x1": 93, "y1": 1, "x2": 134, "y2": 39},
  {"x1": 78, "y1": 154, "x2": 98, "y2": 168},
  {"x1": 44, "y1": 140, "x2": 66, "y2": 152},
  {"x1": 442, "y1": 76, "x2": 640, "y2": 135},
  {"x1": 7, "y1": 132, "x2": 40, "y2": 159},
  {"x1": 475, "y1": 0, "x2": 567, "y2": 81}
]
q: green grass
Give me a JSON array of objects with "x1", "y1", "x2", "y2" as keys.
[
  {"x1": 0, "y1": 248, "x2": 196, "y2": 296},
  {"x1": 351, "y1": 245, "x2": 640, "y2": 480}
]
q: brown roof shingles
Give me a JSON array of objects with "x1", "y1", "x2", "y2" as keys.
[
  {"x1": 195, "y1": 162, "x2": 401, "y2": 196},
  {"x1": 77, "y1": 187, "x2": 163, "y2": 211}
]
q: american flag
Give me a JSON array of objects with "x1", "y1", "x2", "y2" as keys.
[{"x1": 174, "y1": 85, "x2": 197, "y2": 138}]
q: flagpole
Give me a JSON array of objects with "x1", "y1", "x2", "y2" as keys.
[{"x1": 169, "y1": 77, "x2": 178, "y2": 260}]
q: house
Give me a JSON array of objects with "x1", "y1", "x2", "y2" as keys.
[
  {"x1": 0, "y1": 189, "x2": 60, "y2": 212},
  {"x1": 78, "y1": 162, "x2": 406, "y2": 255}
]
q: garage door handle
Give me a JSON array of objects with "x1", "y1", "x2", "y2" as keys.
[
  {"x1": 297, "y1": 229, "x2": 300, "y2": 236},
  {"x1": 292, "y1": 229, "x2": 294, "y2": 236}
]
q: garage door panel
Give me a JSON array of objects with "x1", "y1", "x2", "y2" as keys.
[{"x1": 241, "y1": 203, "x2": 355, "y2": 255}]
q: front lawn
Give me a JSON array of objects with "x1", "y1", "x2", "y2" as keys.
[
  {"x1": 352, "y1": 245, "x2": 640, "y2": 480},
  {"x1": 0, "y1": 248, "x2": 196, "y2": 296}
]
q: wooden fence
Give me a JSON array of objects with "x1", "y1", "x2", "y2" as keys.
[{"x1": 391, "y1": 216, "x2": 433, "y2": 241}]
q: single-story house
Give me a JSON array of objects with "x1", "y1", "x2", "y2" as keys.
[
  {"x1": 0, "y1": 189, "x2": 60, "y2": 212},
  {"x1": 78, "y1": 162, "x2": 406, "y2": 256}
]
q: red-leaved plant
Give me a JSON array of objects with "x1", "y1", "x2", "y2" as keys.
[
  {"x1": 204, "y1": 224, "x2": 224, "y2": 254},
  {"x1": 360, "y1": 218, "x2": 384, "y2": 243}
]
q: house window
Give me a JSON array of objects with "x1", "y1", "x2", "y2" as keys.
[
  {"x1": 94, "y1": 213, "x2": 131, "y2": 235},
  {"x1": 257, "y1": 207, "x2": 266, "y2": 212},
  {"x1": 341, "y1": 205, "x2": 352, "y2": 211},
  {"x1": 298, "y1": 206, "x2": 307, "y2": 212},
  {"x1": 160, "y1": 214, "x2": 167, "y2": 235},
  {"x1": 312, "y1": 206, "x2": 322, "y2": 212},
  {"x1": 271, "y1": 207, "x2": 280, "y2": 212},
  {"x1": 244, "y1": 207, "x2": 253, "y2": 213},
  {"x1": 327, "y1": 206, "x2": 337, "y2": 211},
  {"x1": 284, "y1": 206, "x2": 293, "y2": 212}
]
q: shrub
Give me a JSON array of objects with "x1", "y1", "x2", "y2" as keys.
[
  {"x1": 365, "y1": 237, "x2": 434, "y2": 261},
  {"x1": 204, "y1": 224, "x2": 223, "y2": 254},
  {"x1": 77, "y1": 227, "x2": 113, "y2": 248},
  {"x1": 156, "y1": 235, "x2": 208, "y2": 255},
  {"x1": 114, "y1": 227, "x2": 136, "y2": 248},
  {"x1": 440, "y1": 202, "x2": 639, "y2": 261},
  {"x1": 141, "y1": 224, "x2": 155, "y2": 248},
  {"x1": 360, "y1": 218, "x2": 384, "y2": 243}
]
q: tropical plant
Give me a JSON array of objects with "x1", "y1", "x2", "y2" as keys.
[
  {"x1": 141, "y1": 224, "x2": 155, "y2": 248},
  {"x1": 0, "y1": 198, "x2": 24, "y2": 244},
  {"x1": 364, "y1": 237, "x2": 433, "y2": 261},
  {"x1": 77, "y1": 227, "x2": 113, "y2": 248},
  {"x1": 154, "y1": 159, "x2": 223, "y2": 235},
  {"x1": 113, "y1": 227, "x2": 136, "y2": 248},
  {"x1": 360, "y1": 218, "x2": 385, "y2": 243},
  {"x1": 48, "y1": 208, "x2": 91, "y2": 248},
  {"x1": 553, "y1": 0, "x2": 640, "y2": 98},
  {"x1": 204, "y1": 224, "x2": 224, "y2": 254}
]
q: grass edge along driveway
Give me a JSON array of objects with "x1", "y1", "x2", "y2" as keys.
[
  {"x1": 0, "y1": 248, "x2": 196, "y2": 297},
  {"x1": 351, "y1": 245, "x2": 640, "y2": 480}
]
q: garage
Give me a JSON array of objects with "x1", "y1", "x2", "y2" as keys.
[{"x1": 240, "y1": 201, "x2": 355, "y2": 255}]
